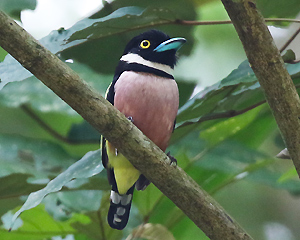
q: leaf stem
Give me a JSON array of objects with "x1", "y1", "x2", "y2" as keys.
[
  {"x1": 177, "y1": 100, "x2": 266, "y2": 129},
  {"x1": 21, "y1": 104, "x2": 97, "y2": 145},
  {"x1": 279, "y1": 27, "x2": 300, "y2": 53}
]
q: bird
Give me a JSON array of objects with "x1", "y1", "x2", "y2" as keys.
[{"x1": 101, "y1": 29, "x2": 186, "y2": 230}]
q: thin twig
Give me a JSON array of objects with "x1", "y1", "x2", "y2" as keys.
[
  {"x1": 280, "y1": 27, "x2": 300, "y2": 53},
  {"x1": 265, "y1": 18, "x2": 300, "y2": 24},
  {"x1": 176, "y1": 18, "x2": 300, "y2": 26},
  {"x1": 21, "y1": 104, "x2": 70, "y2": 143},
  {"x1": 21, "y1": 104, "x2": 98, "y2": 145}
]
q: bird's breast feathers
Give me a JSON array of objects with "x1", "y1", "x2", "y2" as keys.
[{"x1": 114, "y1": 71, "x2": 179, "y2": 151}]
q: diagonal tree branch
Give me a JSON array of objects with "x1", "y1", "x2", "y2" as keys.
[
  {"x1": 0, "y1": 10, "x2": 252, "y2": 240},
  {"x1": 221, "y1": 0, "x2": 300, "y2": 177}
]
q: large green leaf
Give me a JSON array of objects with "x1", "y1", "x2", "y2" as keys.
[
  {"x1": 0, "y1": 0, "x2": 36, "y2": 20},
  {"x1": 173, "y1": 60, "x2": 300, "y2": 141},
  {"x1": 0, "y1": 56, "x2": 32, "y2": 90},
  {"x1": 0, "y1": 174, "x2": 43, "y2": 201},
  {"x1": 0, "y1": 3, "x2": 196, "y2": 90},
  {"x1": 0, "y1": 174, "x2": 44, "y2": 224},
  {"x1": 1, "y1": 205, "x2": 89, "y2": 240},
  {"x1": 10, "y1": 150, "x2": 103, "y2": 228},
  {"x1": 0, "y1": 134, "x2": 76, "y2": 179},
  {"x1": 199, "y1": 106, "x2": 263, "y2": 147},
  {"x1": 0, "y1": 61, "x2": 111, "y2": 112}
]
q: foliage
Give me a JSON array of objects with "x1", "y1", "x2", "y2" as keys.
[
  {"x1": 0, "y1": 0, "x2": 36, "y2": 20},
  {"x1": 1, "y1": 0, "x2": 300, "y2": 240}
]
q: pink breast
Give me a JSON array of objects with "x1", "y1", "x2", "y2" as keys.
[{"x1": 114, "y1": 71, "x2": 179, "y2": 151}]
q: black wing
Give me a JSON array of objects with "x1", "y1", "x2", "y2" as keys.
[{"x1": 101, "y1": 73, "x2": 119, "y2": 169}]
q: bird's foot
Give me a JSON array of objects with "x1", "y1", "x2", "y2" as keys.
[
  {"x1": 167, "y1": 151, "x2": 177, "y2": 166},
  {"x1": 127, "y1": 116, "x2": 134, "y2": 123}
]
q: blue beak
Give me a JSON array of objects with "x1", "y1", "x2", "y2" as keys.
[{"x1": 154, "y1": 37, "x2": 186, "y2": 52}]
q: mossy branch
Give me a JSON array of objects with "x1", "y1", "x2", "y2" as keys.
[
  {"x1": 221, "y1": 0, "x2": 300, "y2": 177},
  {"x1": 0, "y1": 10, "x2": 252, "y2": 240}
]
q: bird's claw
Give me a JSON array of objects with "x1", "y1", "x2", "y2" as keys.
[
  {"x1": 167, "y1": 151, "x2": 177, "y2": 166},
  {"x1": 127, "y1": 116, "x2": 134, "y2": 123}
]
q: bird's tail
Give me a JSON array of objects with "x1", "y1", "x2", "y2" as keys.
[{"x1": 107, "y1": 185, "x2": 134, "y2": 230}]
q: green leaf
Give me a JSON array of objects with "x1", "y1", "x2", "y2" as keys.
[
  {"x1": 56, "y1": 190, "x2": 103, "y2": 212},
  {"x1": 199, "y1": 106, "x2": 262, "y2": 146},
  {"x1": 0, "y1": 0, "x2": 36, "y2": 20},
  {"x1": 0, "y1": 55, "x2": 32, "y2": 90},
  {"x1": 176, "y1": 80, "x2": 263, "y2": 126},
  {"x1": 218, "y1": 60, "x2": 256, "y2": 87},
  {"x1": 0, "y1": 76, "x2": 75, "y2": 114},
  {"x1": 71, "y1": 210, "x2": 123, "y2": 240},
  {"x1": 0, "y1": 61, "x2": 111, "y2": 113},
  {"x1": 257, "y1": 0, "x2": 300, "y2": 19},
  {"x1": 0, "y1": 174, "x2": 43, "y2": 200},
  {"x1": 282, "y1": 49, "x2": 296, "y2": 63},
  {"x1": 247, "y1": 167, "x2": 300, "y2": 194},
  {"x1": 66, "y1": 6, "x2": 146, "y2": 42},
  {"x1": 2, "y1": 205, "x2": 90, "y2": 240},
  {"x1": 68, "y1": 120, "x2": 100, "y2": 143},
  {"x1": 230, "y1": 106, "x2": 277, "y2": 148},
  {"x1": 10, "y1": 150, "x2": 103, "y2": 229},
  {"x1": 278, "y1": 167, "x2": 297, "y2": 183},
  {"x1": 0, "y1": 47, "x2": 7, "y2": 62},
  {"x1": 177, "y1": 80, "x2": 196, "y2": 108},
  {"x1": 196, "y1": 141, "x2": 266, "y2": 174},
  {"x1": 171, "y1": 216, "x2": 207, "y2": 240},
  {"x1": 175, "y1": 60, "x2": 300, "y2": 133},
  {"x1": 0, "y1": 174, "x2": 44, "y2": 224},
  {"x1": 0, "y1": 134, "x2": 75, "y2": 179}
]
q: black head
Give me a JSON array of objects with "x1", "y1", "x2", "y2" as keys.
[{"x1": 122, "y1": 30, "x2": 186, "y2": 68}]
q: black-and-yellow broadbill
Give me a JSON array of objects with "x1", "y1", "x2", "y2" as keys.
[{"x1": 102, "y1": 29, "x2": 186, "y2": 230}]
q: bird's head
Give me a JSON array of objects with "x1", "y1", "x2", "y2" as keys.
[{"x1": 122, "y1": 30, "x2": 186, "y2": 69}]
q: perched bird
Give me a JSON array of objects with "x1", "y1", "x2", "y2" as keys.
[{"x1": 102, "y1": 29, "x2": 186, "y2": 230}]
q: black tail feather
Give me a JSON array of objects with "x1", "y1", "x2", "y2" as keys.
[{"x1": 107, "y1": 185, "x2": 135, "y2": 230}]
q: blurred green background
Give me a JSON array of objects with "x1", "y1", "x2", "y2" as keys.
[{"x1": 1, "y1": 0, "x2": 300, "y2": 239}]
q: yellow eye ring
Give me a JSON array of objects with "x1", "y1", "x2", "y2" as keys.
[{"x1": 140, "y1": 40, "x2": 151, "y2": 49}]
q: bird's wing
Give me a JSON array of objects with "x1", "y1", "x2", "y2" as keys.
[{"x1": 101, "y1": 78, "x2": 117, "y2": 169}]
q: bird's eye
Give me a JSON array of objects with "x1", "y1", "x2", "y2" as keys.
[{"x1": 140, "y1": 40, "x2": 151, "y2": 49}]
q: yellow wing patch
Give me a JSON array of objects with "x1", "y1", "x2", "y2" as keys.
[{"x1": 106, "y1": 142, "x2": 140, "y2": 195}]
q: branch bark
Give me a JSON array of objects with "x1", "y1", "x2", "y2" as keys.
[
  {"x1": 221, "y1": 0, "x2": 300, "y2": 177},
  {"x1": 0, "y1": 10, "x2": 252, "y2": 240}
]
